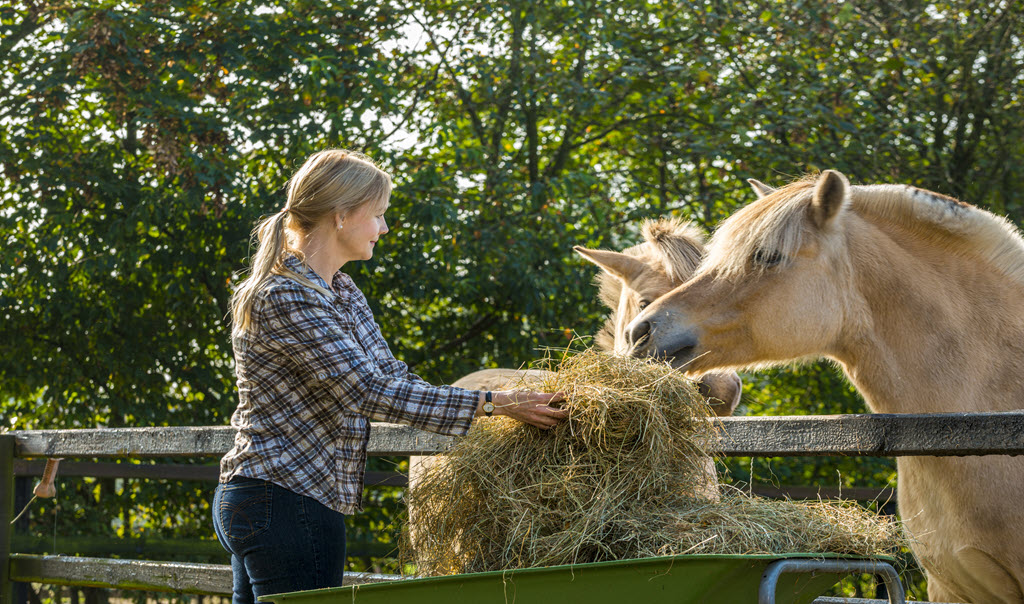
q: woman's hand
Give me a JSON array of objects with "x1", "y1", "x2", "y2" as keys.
[{"x1": 483, "y1": 390, "x2": 568, "y2": 429}]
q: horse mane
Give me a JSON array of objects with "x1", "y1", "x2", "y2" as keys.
[
  {"x1": 851, "y1": 184, "x2": 1024, "y2": 285},
  {"x1": 702, "y1": 174, "x2": 1024, "y2": 285},
  {"x1": 595, "y1": 218, "x2": 705, "y2": 350}
]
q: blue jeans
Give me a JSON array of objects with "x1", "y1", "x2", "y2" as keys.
[{"x1": 212, "y1": 476, "x2": 347, "y2": 604}]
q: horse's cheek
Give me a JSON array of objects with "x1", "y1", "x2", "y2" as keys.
[{"x1": 750, "y1": 277, "x2": 834, "y2": 356}]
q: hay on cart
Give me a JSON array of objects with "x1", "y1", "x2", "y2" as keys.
[{"x1": 404, "y1": 350, "x2": 903, "y2": 576}]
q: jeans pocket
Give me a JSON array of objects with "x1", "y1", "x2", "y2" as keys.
[{"x1": 218, "y1": 478, "x2": 272, "y2": 543}]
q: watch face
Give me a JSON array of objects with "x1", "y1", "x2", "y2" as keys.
[{"x1": 483, "y1": 402, "x2": 495, "y2": 413}]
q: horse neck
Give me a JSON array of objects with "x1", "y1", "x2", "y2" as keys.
[{"x1": 832, "y1": 217, "x2": 1024, "y2": 414}]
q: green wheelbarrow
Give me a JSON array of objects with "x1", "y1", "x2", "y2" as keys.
[{"x1": 258, "y1": 554, "x2": 905, "y2": 604}]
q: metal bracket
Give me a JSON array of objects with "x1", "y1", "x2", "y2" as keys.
[{"x1": 759, "y1": 558, "x2": 906, "y2": 604}]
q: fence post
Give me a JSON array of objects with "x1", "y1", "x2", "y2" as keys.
[
  {"x1": 1, "y1": 434, "x2": 16, "y2": 604},
  {"x1": 12, "y1": 477, "x2": 29, "y2": 604}
]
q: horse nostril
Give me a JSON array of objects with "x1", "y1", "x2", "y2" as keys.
[{"x1": 630, "y1": 320, "x2": 651, "y2": 347}]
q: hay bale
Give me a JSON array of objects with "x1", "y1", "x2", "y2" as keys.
[{"x1": 403, "y1": 350, "x2": 903, "y2": 576}]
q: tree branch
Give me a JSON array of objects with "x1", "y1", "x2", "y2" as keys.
[
  {"x1": 543, "y1": 33, "x2": 591, "y2": 181},
  {"x1": 410, "y1": 9, "x2": 488, "y2": 147}
]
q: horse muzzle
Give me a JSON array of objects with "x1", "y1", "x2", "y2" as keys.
[
  {"x1": 694, "y1": 371, "x2": 742, "y2": 417},
  {"x1": 628, "y1": 314, "x2": 701, "y2": 368}
]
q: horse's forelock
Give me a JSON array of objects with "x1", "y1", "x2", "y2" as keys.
[
  {"x1": 593, "y1": 243, "x2": 644, "y2": 350},
  {"x1": 594, "y1": 270, "x2": 635, "y2": 353},
  {"x1": 594, "y1": 321, "x2": 616, "y2": 352},
  {"x1": 642, "y1": 218, "x2": 705, "y2": 283},
  {"x1": 702, "y1": 181, "x2": 816, "y2": 278}
]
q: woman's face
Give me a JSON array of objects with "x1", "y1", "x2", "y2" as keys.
[{"x1": 337, "y1": 200, "x2": 389, "y2": 264}]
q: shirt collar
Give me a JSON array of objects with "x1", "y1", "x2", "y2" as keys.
[{"x1": 282, "y1": 255, "x2": 354, "y2": 304}]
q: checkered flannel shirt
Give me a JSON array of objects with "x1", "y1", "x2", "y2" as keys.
[{"x1": 219, "y1": 256, "x2": 479, "y2": 514}]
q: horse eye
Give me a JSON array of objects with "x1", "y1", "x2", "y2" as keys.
[{"x1": 752, "y1": 249, "x2": 784, "y2": 267}]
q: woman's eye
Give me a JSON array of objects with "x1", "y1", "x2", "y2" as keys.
[
  {"x1": 638, "y1": 300, "x2": 650, "y2": 310},
  {"x1": 752, "y1": 249, "x2": 783, "y2": 267}
]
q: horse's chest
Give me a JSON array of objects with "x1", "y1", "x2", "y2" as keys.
[{"x1": 897, "y1": 456, "x2": 1022, "y2": 547}]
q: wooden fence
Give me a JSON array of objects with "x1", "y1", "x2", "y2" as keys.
[{"x1": 3, "y1": 411, "x2": 1024, "y2": 602}]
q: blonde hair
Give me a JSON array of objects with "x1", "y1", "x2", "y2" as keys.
[{"x1": 229, "y1": 149, "x2": 393, "y2": 335}]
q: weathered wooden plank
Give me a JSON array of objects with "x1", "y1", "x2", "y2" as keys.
[
  {"x1": 365, "y1": 423, "x2": 457, "y2": 456},
  {"x1": 715, "y1": 412, "x2": 1024, "y2": 457},
  {"x1": 11, "y1": 424, "x2": 453, "y2": 459},
  {"x1": 13, "y1": 427, "x2": 236, "y2": 459},
  {"x1": 8, "y1": 555, "x2": 401, "y2": 592},
  {"x1": 11, "y1": 412, "x2": 1024, "y2": 459},
  {"x1": 9, "y1": 554, "x2": 232, "y2": 594},
  {"x1": 10, "y1": 534, "x2": 395, "y2": 559},
  {"x1": 12, "y1": 460, "x2": 407, "y2": 486}
]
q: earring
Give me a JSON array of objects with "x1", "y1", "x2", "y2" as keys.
[{"x1": 337, "y1": 222, "x2": 343, "y2": 230}]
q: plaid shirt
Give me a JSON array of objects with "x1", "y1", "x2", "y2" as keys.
[{"x1": 219, "y1": 256, "x2": 479, "y2": 514}]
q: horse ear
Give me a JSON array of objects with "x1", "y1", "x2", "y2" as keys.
[
  {"x1": 574, "y1": 246, "x2": 646, "y2": 283},
  {"x1": 809, "y1": 170, "x2": 849, "y2": 229},
  {"x1": 747, "y1": 178, "x2": 776, "y2": 199}
]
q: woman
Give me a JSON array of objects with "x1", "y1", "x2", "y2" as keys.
[{"x1": 213, "y1": 149, "x2": 567, "y2": 602}]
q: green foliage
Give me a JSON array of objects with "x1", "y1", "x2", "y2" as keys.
[
  {"x1": 0, "y1": 0, "x2": 423, "y2": 428},
  {"x1": 3, "y1": 0, "x2": 1023, "y2": 597}
]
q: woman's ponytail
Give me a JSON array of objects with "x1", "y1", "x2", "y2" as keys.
[{"x1": 229, "y1": 211, "x2": 290, "y2": 336}]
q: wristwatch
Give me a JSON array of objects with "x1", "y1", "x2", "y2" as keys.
[{"x1": 483, "y1": 391, "x2": 494, "y2": 417}]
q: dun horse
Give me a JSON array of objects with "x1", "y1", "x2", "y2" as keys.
[{"x1": 628, "y1": 171, "x2": 1024, "y2": 603}]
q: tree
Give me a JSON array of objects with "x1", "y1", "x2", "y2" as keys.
[{"x1": 1, "y1": 0, "x2": 409, "y2": 426}]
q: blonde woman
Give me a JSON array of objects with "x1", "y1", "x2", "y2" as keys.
[{"x1": 213, "y1": 150, "x2": 567, "y2": 602}]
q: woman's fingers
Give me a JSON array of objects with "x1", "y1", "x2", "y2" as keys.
[
  {"x1": 538, "y1": 403, "x2": 569, "y2": 423},
  {"x1": 494, "y1": 390, "x2": 568, "y2": 429},
  {"x1": 541, "y1": 391, "x2": 566, "y2": 405},
  {"x1": 507, "y1": 393, "x2": 573, "y2": 429}
]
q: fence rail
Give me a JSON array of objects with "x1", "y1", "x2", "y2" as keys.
[
  {"x1": 10, "y1": 460, "x2": 896, "y2": 501},
  {"x1": 7, "y1": 554, "x2": 402, "y2": 596},
  {"x1": 11, "y1": 412, "x2": 1024, "y2": 459},
  {"x1": 4, "y1": 411, "x2": 1024, "y2": 602},
  {"x1": 13, "y1": 459, "x2": 408, "y2": 486}
]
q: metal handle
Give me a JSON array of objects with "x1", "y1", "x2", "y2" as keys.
[{"x1": 759, "y1": 558, "x2": 905, "y2": 604}]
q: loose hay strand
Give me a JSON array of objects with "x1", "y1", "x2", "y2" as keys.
[{"x1": 403, "y1": 349, "x2": 903, "y2": 576}]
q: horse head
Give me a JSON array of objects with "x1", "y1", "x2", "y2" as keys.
[
  {"x1": 626, "y1": 171, "x2": 853, "y2": 375},
  {"x1": 575, "y1": 218, "x2": 742, "y2": 416}
]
